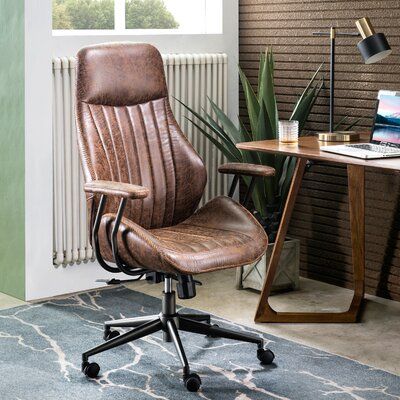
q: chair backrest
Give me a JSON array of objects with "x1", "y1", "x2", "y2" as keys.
[{"x1": 76, "y1": 42, "x2": 207, "y2": 230}]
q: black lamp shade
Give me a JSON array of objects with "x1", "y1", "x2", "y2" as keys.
[{"x1": 357, "y1": 33, "x2": 392, "y2": 64}]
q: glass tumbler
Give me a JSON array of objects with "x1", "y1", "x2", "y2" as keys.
[{"x1": 278, "y1": 120, "x2": 299, "y2": 143}]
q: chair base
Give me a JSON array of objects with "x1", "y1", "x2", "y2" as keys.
[{"x1": 82, "y1": 278, "x2": 275, "y2": 392}]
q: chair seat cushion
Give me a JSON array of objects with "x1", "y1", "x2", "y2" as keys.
[{"x1": 99, "y1": 196, "x2": 268, "y2": 275}]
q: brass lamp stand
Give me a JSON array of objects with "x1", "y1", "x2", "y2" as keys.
[{"x1": 314, "y1": 17, "x2": 392, "y2": 142}]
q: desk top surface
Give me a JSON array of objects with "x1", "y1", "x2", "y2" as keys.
[{"x1": 237, "y1": 134, "x2": 400, "y2": 172}]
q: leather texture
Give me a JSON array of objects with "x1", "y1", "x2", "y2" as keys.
[
  {"x1": 76, "y1": 42, "x2": 168, "y2": 106},
  {"x1": 76, "y1": 42, "x2": 268, "y2": 275},
  {"x1": 218, "y1": 162, "x2": 276, "y2": 177},
  {"x1": 84, "y1": 180, "x2": 149, "y2": 199},
  {"x1": 99, "y1": 196, "x2": 268, "y2": 274},
  {"x1": 76, "y1": 43, "x2": 207, "y2": 231}
]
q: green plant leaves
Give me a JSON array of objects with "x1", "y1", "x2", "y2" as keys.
[
  {"x1": 258, "y1": 48, "x2": 279, "y2": 137},
  {"x1": 208, "y1": 97, "x2": 247, "y2": 144},
  {"x1": 345, "y1": 118, "x2": 361, "y2": 131},
  {"x1": 291, "y1": 63, "x2": 323, "y2": 119},
  {"x1": 334, "y1": 115, "x2": 349, "y2": 131},
  {"x1": 256, "y1": 100, "x2": 273, "y2": 141},
  {"x1": 239, "y1": 66, "x2": 260, "y2": 137},
  {"x1": 186, "y1": 117, "x2": 241, "y2": 162},
  {"x1": 291, "y1": 85, "x2": 317, "y2": 133},
  {"x1": 290, "y1": 64, "x2": 323, "y2": 133},
  {"x1": 183, "y1": 49, "x2": 322, "y2": 223},
  {"x1": 334, "y1": 115, "x2": 361, "y2": 131},
  {"x1": 177, "y1": 98, "x2": 242, "y2": 160}
]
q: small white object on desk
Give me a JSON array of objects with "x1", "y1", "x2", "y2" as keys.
[{"x1": 278, "y1": 120, "x2": 299, "y2": 143}]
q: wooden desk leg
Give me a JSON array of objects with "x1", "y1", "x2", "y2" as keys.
[
  {"x1": 255, "y1": 157, "x2": 307, "y2": 322},
  {"x1": 346, "y1": 164, "x2": 365, "y2": 321},
  {"x1": 255, "y1": 161, "x2": 366, "y2": 323}
]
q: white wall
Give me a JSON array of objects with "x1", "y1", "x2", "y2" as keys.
[{"x1": 24, "y1": 0, "x2": 239, "y2": 301}]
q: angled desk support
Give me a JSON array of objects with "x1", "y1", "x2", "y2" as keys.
[{"x1": 237, "y1": 135, "x2": 399, "y2": 323}]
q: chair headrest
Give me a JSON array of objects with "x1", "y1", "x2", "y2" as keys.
[{"x1": 76, "y1": 42, "x2": 168, "y2": 106}]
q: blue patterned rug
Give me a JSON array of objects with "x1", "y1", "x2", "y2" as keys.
[{"x1": 0, "y1": 286, "x2": 399, "y2": 400}]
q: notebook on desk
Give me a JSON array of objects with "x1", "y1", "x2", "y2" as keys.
[{"x1": 321, "y1": 90, "x2": 400, "y2": 159}]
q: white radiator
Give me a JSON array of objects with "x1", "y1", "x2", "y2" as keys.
[{"x1": 53, "y1": 53, "x2": 229, "y2": 266}]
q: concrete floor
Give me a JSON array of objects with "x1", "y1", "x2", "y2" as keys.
[
  {"x1": 0, "y1": 291, "x2": 25, "y2": 310},
  {"x1": 1, "y1": 270, "x2": 399, "y2": 375}
]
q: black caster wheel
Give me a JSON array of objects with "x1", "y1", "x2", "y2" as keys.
[
  {"x1": 257, "y1": 348, "x2": 275, "y2": 365},
  {"x1": 206, "y1": 324, "x2": 219, "y2": 338},
  {"x1": 104, "y1": 330, "x2": 120, "y2": 341},
  {"x1": 184, "y1": 373, "x2": 202, "y2": 392},
  {"x1": 82, "y1": 362, "x2": 100, "y2": 378}
]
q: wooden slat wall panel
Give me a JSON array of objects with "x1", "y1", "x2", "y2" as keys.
[{"x1": 239, "y1": 0, "x2": 400, "y2": 301}]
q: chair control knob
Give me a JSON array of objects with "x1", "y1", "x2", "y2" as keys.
[{"x1": 184, "y1": 373, "x2": 202, "y2": 392}]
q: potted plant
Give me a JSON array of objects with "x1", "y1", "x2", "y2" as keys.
[{"x1": 180, "y1": 48, "x2": 324, "y2": 292}]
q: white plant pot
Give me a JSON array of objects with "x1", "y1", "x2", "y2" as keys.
[{"x1": 236, "y1": 238, "x2": 300, "y2": 293}]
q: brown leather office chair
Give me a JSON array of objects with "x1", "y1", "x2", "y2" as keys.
[{"x1": 76, "y1": 42, "x2": 275, "y2": 392}]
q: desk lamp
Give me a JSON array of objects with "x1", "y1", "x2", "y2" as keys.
[{"x1": 314, "y1": 17, "x2": 392, "y2": 142}]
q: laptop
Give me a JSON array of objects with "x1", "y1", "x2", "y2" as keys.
[{"x1": 321, "y1": 90, "x2": 400, "y2": 159}]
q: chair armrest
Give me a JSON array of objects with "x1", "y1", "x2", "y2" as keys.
[
  {"x1": 218, "y1": 163, "x2": 275, "y2": 178},
  {"x1": 84, "y1": 180, "x2": 149, "y2": 199}
]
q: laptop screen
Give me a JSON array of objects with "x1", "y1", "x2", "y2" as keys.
[{"x1": 372, "y1": 91, "x2": 400, "y2": 146}]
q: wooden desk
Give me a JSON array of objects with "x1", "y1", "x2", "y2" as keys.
[{"x1": 237, "y1": 135, "x2": 400, "y2": 323}]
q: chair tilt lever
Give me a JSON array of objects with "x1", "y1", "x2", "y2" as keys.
[{"x1": 176, "y1": 275, "x2": 202, "y2": 299}]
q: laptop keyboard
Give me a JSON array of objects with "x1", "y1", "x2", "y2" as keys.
[{"x1": 346, "y1": 144, "x2": 400, "y2": 153}]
